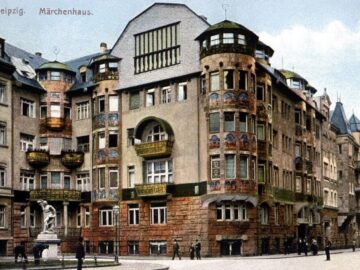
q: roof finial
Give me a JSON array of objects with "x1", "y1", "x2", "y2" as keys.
[
  {"x1": 53, "y1": 46, "x2": 60, "y2": 61},
  {"x1": 222, "y1": 4, "x2": 229, "y2": 20}
]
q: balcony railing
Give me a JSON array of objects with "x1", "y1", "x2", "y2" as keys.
[
  {"x1": 273, "y1": 187, "x2": 295, "y2": 202},
  {"x1": 134, "y1": 140, "x2": 173, "y2": 158},
  {"x1": 61, "y1": 150, "x2": 84, "y2": 168},
  {"x1": 26, "y1": 149, "x2": 50, "y2": 167},
  {"x1": 135, "y1": 183, "x2": 169, "y2": 198},
  {"x1": 30, "y1": 189, "x2": 81, "y2": 201},
  {"x1": 46, "y1": 117, "x2": 65, "y2": 131}
]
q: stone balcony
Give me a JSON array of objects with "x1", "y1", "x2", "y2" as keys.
[
  {"x1": 135, "y1": 183, "x2": 170, "y2": 199},
  {"x1": 46, "y1": 117, "x2": 65, "y2": 131},
  {"x1": 26, "y1": 149, "x2": 50, "y2": 168},
  {"x1": 134, "y1": 140, "x2": 173, "y2": 158},
  {"x1": 61, "y1": 150, "x2": 84, "y2": 168},
  {"x1": 30, "y1": 189, "x2": 81, "y2": 202}
]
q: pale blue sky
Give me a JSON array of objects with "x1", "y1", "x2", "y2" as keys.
[{"x1": 1, "y1": 0, "x2": 360, "y2": 116}]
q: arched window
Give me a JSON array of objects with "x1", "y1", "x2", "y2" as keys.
[{"x1": 146, "y1": 124, "x2": 167, "y2": 142}]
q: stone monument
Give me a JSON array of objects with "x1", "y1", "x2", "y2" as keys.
[{"x1": 34, "y1": 199, "x2": 60, "y2": 260}]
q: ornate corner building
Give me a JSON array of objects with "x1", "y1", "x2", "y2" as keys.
[{"x1": 0, "y1": 3, "x2": 359, "y2": 256}]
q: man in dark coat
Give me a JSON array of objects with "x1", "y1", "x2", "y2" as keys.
[
  {"x1": 14, "y1": 244, "x2": 28, "y2": 263},
  {"x1": 325, "y1": 237, "x2": 331, "y2": 261},
  {"x1": 32, "y1": 243, "x2": 49, "y2": 265},
  {"x1": 75, "y1": 237, "x2": 85, "y2": 270},
  {"x1": 195, "y1": 239, "x2": 201, "y2": 260},
  {"x1": 172, "y1": 239, "x2": 181, "y2": 260}
]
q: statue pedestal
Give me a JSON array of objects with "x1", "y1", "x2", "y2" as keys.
[{"x1": 35, "y1": 233, "x2": 60, "y2": 260}]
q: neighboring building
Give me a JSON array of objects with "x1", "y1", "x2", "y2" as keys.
[{"x1": 0, "y1": 2, "x2": 358, "y2": 256}]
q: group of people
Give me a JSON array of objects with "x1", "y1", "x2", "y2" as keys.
[
  {"x1": 172, "y1": 239, "x2": 201, "y2": 260},
  {"x1": 297, "y1": 237, "x2": 319, "y2": 256}
]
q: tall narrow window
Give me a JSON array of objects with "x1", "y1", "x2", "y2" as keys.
[
  {"x1": 224, "y1": 112, "x2": 235, "y2": 132},
  {"x1": 40, "y1": 174, "x2": 47, "y2": 189},
  {"x1": 258, "y1": 164, "x2": 265, "y2": 183},
  {"x1": 146, "y1": 89, "x2": 155, "y2": 107},
  {"x1": 224, "y1": 70, "x2": 234, "y2": 89},
  {"x1": 98, "y1": 96, "x2": 105, "y2": 113},
  {"x1": 50, "y1": 71, "x2": 61, "y2": 81},
  {"x1": 240, "y1": 155, "x2": 248, "y2": 179},
  {"x1": 128, "y1": 204, "x2": 139, "y2": 225},
  {"x1": 64, "y1": 174, "x2": 71, "y2": 189},
  {"x1": 21, "y1": 98, "x2": 35, "y2": 118},
  {"x1": 99, "y1": 168, "x2": 105, "y2": 189},
  {"x1": 98, "y1": 132, "x2": 105, "y2": 149},
  {"x1": 109, "y1": 168, "x2": 118, "y2": 188},
  {"x1": 209, "y1": 113, "x2": 220, "y2": 133},
  {"x1": 257, "y1": 124, "x2": 265, "y2": 140},
  {"x1": 129, "y1": 92, "x2": 140, "y2": 110},
  {"x1": 76, "y1": 101, "x2": 89, "y2": 120},
  {"x1": 239, "y1": 71, "x2": 248, "y2": 90},
  {"x1": 50, "y1": 104, "x2": 61, "y2": 117},
  {"x1": 211, "y1": 155, "x2": 220, "y2": 180},
  {"x1": 109, "y1": 96, "x2": 119, "y2": 112},
  {"x1": 239, "y1": 113, "x2": 247, "y2": 132},
  {"x1": 150, "y1": 202, "x2": 167, "y2": 225},
  {"x1": 85, "y1": 207, "x2": 90, "y2": 227},
  {"x1": 51, "y1": 172, "x2": 61, "y2": 189},
  {"x1": 178, "y1": 82, "x2": 187, "y2": 101},
  {"x1": 0, "y1": 83, "x2": 6, "y2": 103},
  {"x1": 109, "y1": 131, "x2": 118, "y2": 148},
  {"x1": 161, "y1": 87, "x2": 171, "y2": 104},
  {"x1": 210, "y1": 72, "x2": 220, "y2": 91},
  {"x1": 0, "y1": 123, "x2": 5, "y2": 145},
  {"x1": 128, "y1": 166, "x2": 135, "y2": 188},
  {"x1": 0, "y1": 206, "x2": 5, "y2": 228},
  {"x1": 0, "y1": 166, "x2": 6, "y2": 187},
  {"x1": 225, "y1": 155, "x2": 235, "y2": 179}
]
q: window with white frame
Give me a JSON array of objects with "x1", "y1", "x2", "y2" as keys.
[
  {"x1": 0, "y1": 166, "x2": 6, "y2": 187},
  {"x1": 0, "y1": 206, "x2": 5, "y2": 228},
  {"x1": 99, "y1": 208, "x2": 113, "y2": 226},
  {"x1": 146, "y1": 89, "x2": 155, "y2": 107},
  {"x1": 0, "y1": 83, "x2": 6, "y2": 103},
  {"x1": 0, "y1": 122, "x2": 5, "y2": 145},
  {"x1": 77, "y1": 136, "x2": 89, "y2": 152},
  {"x1": 109, "y1": 168, "x2": 118, "y2": 188},
  {"x1": 257, "y1": 124, "x2": 265, "y2": 140},
  {"x1": 128, "y1": 241, "x2": 139, "y2": 255},
  {"x1": 21, "y1": 98, "x2": 35, "y2": 118},
  {"x1": 149, "y1": 241, "x2": 167, "y2": 255},
  {"x1": 224, "y1": 70, "x2": 234, "y2": 89},
  {"x1": 76, "y1": 207, "x2": 81, "y2": 227},
  {"x1": 210, "y1": 34, "x2": 220, "y2": 46},
  {"x1": 128, "y1": 204, "x2": 139, "y2": 225},
  {"x1": 146, "y1": 124, "x2": 167, "y2": 142},
  {"x1": 260, "y1": 204, "x2": 269, "y2": 225},
  {"x1": 223, "y1": 33, "x2": 234, "y2": 44},
  {"x1": 98, "y1": 168, "x2": 105, "y2": 189},
  {"x1": 50, "y1": 71, "x2": 61, "y2": 81},
  {"x1": 240, "y1": 155, "x2": 248, "y2": 179},
  {"x1": 161, "y1": 86, "x2": 171, "y2": 104},
  {"x1": 178, "y1": 82, "x2": 187, "y2": 101},
  {"x1": 225, "y1": 154, "x2": 235, "y2": 179},
  {"x1": 40, "y1": 174, "x2": 47, "y2": 189},
  {"x1": 50, "y1": 104, "x2": 61, "y2": 117},
  {"x1": 210, "y1": 72, "x2": 220, "y2": 91},
  {"x1": 20, "y1": 206, "x2": 26, "y2": 228},
  {"x1": 128, "y1": 166, "x2": 135, "y2": 188},
  {"x1": 20, "y1": 172, "x2": 34, "y2": 190},
  {"x1": 85, "y1": 207, "x2": 90, "y2": 227},
  {"x1": 20, "y1": 133, "x2": 34, "y2": 151},
  {"x1": 76, "y1": 101, "x2": 90, "y2": 120},
  {"x1": 211, "y1": 155, "x2": 220, "y2": 180},
  {"x1": 109, "y1": 96, "x2": 119, "y2": 112},
  {"x1": 238, "y1": 34, "x2": 246, "y2": 45},
  {"x1": 146, "y1": 159, "x2": 173, "y2": 183},
  {"x1": 64, "y1": 174, "x2": 71, "y2": 189},
  {"x1": 76, "y1": 173, "x2": 90, "y2": 191},
  {"x1": 150, "y1": 202, "x2": 167, "y2": 225},
  {"x1": 224, "y1": 112, "x2": 235, "y2": 132},
  {"x1": 216, "y1": 203, "x2": 247, "y2": 221},
  {"x1": 99, "y1": 64, "x2": 106, "y2": 74},
  {"x1": 98, "y1": 132, "x2": 105, "y2": 149},
  {"x1": 51, "y1": 172, "x2": 61, "y2": 189}
]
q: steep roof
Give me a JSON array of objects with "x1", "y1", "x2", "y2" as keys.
[
  {"x1": 37, "y1": 60, "x2": 75, "y2": 73},
  {"x1": 349, "y1": 114, "x2": 360, "y2": 132},
  {"x1": 330, "y1": 102, "x2": 352, "y2": 134},
  {"x1": 4, "y1": 43, "x2": 48, "y2": 91}
]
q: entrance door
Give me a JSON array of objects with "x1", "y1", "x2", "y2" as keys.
[
  {"x1": 261, "y1": 238, "x2": 270, "y2": 255},
  {"x1": 220, "y1": 240, "x2": 241, "y2": 256}
]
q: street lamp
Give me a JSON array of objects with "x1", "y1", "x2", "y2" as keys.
[{"x1": 113, "y1": 205, "x2": 120, "y2": 263}]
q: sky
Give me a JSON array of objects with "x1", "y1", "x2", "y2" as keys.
[{"x1": 1, "y1": 0, "x2": 360, "y2": 117}]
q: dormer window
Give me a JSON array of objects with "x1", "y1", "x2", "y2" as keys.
[
  {"x1": 210, "y1": 34, "x2": 220, "y2": 46},
  {"x1": 108, "y1": 62, "x2": 118, "y2": 72},
  {"x1": 39, "y1": 71, "x2": 47, "y2": 81},
  {"x1": 50, "y1": 71, "x2": 61, "y2": 81},
  {"x1": 238, "y1": 34, "x2": 246, "y2": 45},
  {"x1": 223, "y1": 33, "x2": 234, "y2": 44}
]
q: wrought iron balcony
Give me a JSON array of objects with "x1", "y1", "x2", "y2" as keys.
[
  {"x1": 26, "y1": 149, "x2": 50, "y2": 167},
  {"x1": 135, "y1": 183, "x2": 169, "y2": 198},
  {"x1": 46, "y1": 117, "x2": 65, "y2": 131},
  {"x1": 134, "y1": 140, "x2": 173, "y2": 158},
  {"x1": 61, "y1": 150, "x2": 84, "y2": 168},
  {"x1": 30, "y1": 189, "x2": 81, "y2": 202}
]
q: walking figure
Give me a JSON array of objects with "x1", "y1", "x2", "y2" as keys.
[
  {"x1": 195, "y1": 239, "x2": 201, "y2": 260},
  {"x1": 76, "y1": 237, "x2": 85, "y2": 270},
  {"x1": 14, "y1": 244, "x2": 28, "y2": 263},
  {"x1": 352, "y1": 239, "x2": 356, "y2": 252},
  {"x1": 325, "y1": 237, "x2": 331, "y2": 261},
  {"x1": 172, "y1": 239, "x2": 181, "y2": 260},
  {"x1": 189, "y1": 242, "x2": 195, "y2": 260}
]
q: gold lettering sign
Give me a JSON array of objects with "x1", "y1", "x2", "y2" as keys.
[{"x1": 135, "y1": 183, "x2": 167, "y2": 197}]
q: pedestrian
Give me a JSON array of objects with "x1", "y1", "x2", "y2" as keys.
[
  {"x1": 75, "y1": 237, "x2": 85, "y2": 270},
  {"x1": 189, "y1": 242, "x2": 195, "y2": 260},
  {"x1": 311, "y1": 238, "x2": 318, "y2": 255},
  {"x1": 325, "y1": 237, "x2": 331, "y2": 261},
  {"x1": 352, "y1": 239, "x2": 356, "y2": 252},
  {"x1": 32, "y1": 243, "x2": 48, "y2": 265},
  {"x1": 195, "y1": 239, "x2": 201, "y2": 260},
  {"x1": 297, "y1": 239, "x2": 302, "y2": 255},
  {"x1": 14, "y1": 244, "x2": 28, "y2": 263},
  {"x1": 172, "y1": 239, "x2": 181, "y2": 260},
  {"x1": 284, "y1": 238, "x2": 289, "y2": 255},
  {"x1": 303, "y1": 238, "x2": 308, "y2": 256}
]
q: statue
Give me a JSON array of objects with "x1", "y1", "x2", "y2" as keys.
[{"x1": 37, "y1": 200, "x2": 56, "y2": 234}]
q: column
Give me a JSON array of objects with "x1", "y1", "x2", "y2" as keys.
[{"x1": 63, "y1": 201, "x2": 69, "y2": 236}]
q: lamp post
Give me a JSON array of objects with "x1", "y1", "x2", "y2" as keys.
[{"x1": 113, "y1": 205, "x2": 120, "y2": 263}]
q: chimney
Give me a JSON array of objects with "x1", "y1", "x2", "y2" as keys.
[
  {"x1": 35, "y1": 52, "x2": 42, "y2": 57},
  {"x1": 100, "y1": 42, "x2": 107, "y2": 53}
]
